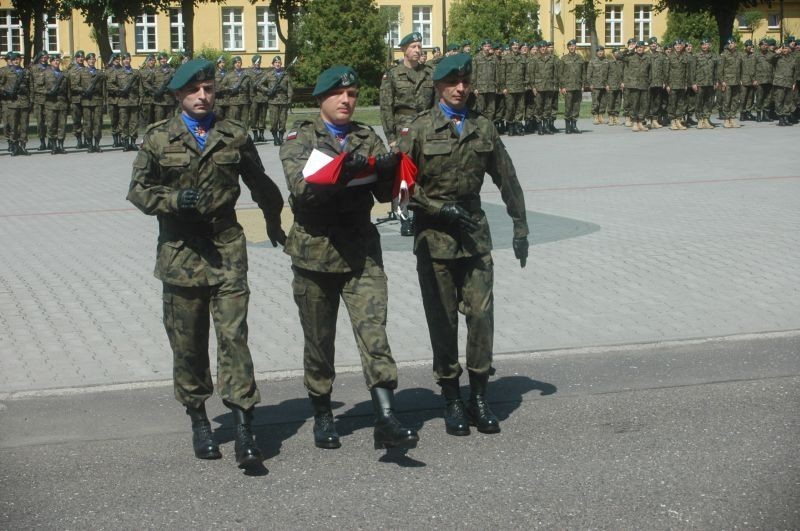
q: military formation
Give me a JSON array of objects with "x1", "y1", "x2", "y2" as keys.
[{"x1": 0, "y1": 50, "x2": 294, "y2": 156}]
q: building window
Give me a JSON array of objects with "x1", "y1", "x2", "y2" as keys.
[
  {"x1": 170, "y1": 9, "x2": 184, "y2": 52},
  {"x1": 107, "y1": 16, "x2": 120, "y2": 53},
  {"x1": 605, "y1": 5, "x2": 623, "y2": 46},
  {"x1": 42, "y1": 12, "x2": 59, "y2": 53},
  {"x1": 575, "y1": 17, "x2": 592, "y2": 46},
  {"x1": 412, "y1": 6, "x2": 432, "y2": 47},
  {"x1": 767, "y1": 14, "x2": 780, "y2": 29},
  {"x1": 0, "y1": 9, "x2": 23, "y2": 53},
  {"x1": 382, "y1": 6, "x2": 401, "y2": 48},
  {"x1": 222, "y1": 7, "x2": 244, "y2": 51},
  {"x1": 135, "y1": 13, "x2": 157, "y2": 52},
  {"x1": 634, "y1": 5, "x2": 652, "y2": 42},
  {"x1": 256, "y1": 7, "x2": 278, "y2": 50}
]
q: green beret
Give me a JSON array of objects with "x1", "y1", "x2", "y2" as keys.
[
  {"x1": 158, "y1": 52, "x2": 169, "y2": 59},
  {"x1": 232, "y1": 55, "x2": 242, "y2": 63},
  {"x1": 744, "y1": 39, "x2": 753, "y2": 46},
  {"x1": 167, "y1": 59, "x2": 215, "y2": 91},
  {"x1": 74, "y1": 50, "x2": 85, "y2": 58},
  {"x1": 33, "y1": 51, "x2": 46, "y2": 62},
  {"x1": 787, "y1": 35, "x2": 796, "y2": 42},
  {"x1": 462, "y1": 40, "x2": 471, "y2": 46},
  {"x1": 272, "y1": 55, "x2": 282, "y2": 63},
  {"x1": 510, "y1": 39, "x2": 519, "y2": 45},
  {"x1": 767, "y1": 38, "x2": 777, "y2": 46},
  {"x1": 312, "y1": 65, "x2": 358, "y2": 97},
  {"x1": 649, "y1": 37, "x2": 658, "y2": 43},
  {"x1": 596, "y1": 45, "x2": 604, "y2": 50},
  {"x1": 85, "y1": 52, "x2": 96, "y2": 59},
  {"x1": 146, "y1": 53, "x2": 155, "y2": 60},
  {"x1": 122, "y1": 52, "x2": 131, "y2": 59},
  {"x1": 252, "y1": 54, "x2": 261, "y2": 64},
  {"x1": 446, "y1": 43, "x2": 460, "y2": 52},
  {"x1": 725, "y1": 37, "x2": 736, "y2": 45},
  {"x1": 627, "y1": 38, "x2": 637, "y2": 44},
  {"x1": 109, "y1": 53, "x2": 119, "y2": 62},
  {"x1": 399, "y1": 32, "x2": 422, "y2": 47},
  {"x1": 481, "y1": 38, "x2": 491, "y2": 46},
  {"x1": 49, "y1": 53, "x2": 61, "y2": 60},
  {"x1": 432, "y1": 46, "x2": 441, "y2": 53},
  {"x1": 7, "y1": 51, "x2": 21, "y2": 60},
  {"x1": 432, "y1": 53, "x2": 472, "y2": 81},
  {"x1": 567, "y1": 39, "x2": 577, "y2": 46},
  {"x1": 637, "y1": 40, "x2": 646, "y2": 47},
  {"x1": 216, "y1": 55, "x2": 225, "y2": 64}
]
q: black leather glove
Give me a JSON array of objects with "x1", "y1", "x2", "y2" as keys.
[
  {"x1": 374, "y1": 152, "x2": 399, "y2": 181},
  {"x1": 177, "y1": 188, "x2": 200, "y2": 214},
  {"x1": 513, "y1": 237, "x2": 529, "y2": 268},
  {"x1": 440, "y1": 204, "x2": 479, "y2": 232},
  {"x1": 229, "y1": 87, "x2": 240, "y2": 96},
  {"x1": 341, "y1": 152, "x2": 369, "y2": 184},
  {"x1": 265, "y1": 216, "x2": 286, "y2": 247}
]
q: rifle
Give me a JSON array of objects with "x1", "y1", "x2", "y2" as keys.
[
  {"x1": 227, "y1": 70, "x2": 248, "y2": 96},
  {"x1": 118, "y1": 70, "x2": 139, "y2": 98},
  {"x1": 154, "y1": 68, "x2": 173, "y2": 99},
  {"x1": 5, "y1": 68, "x2": 26, "y2": 98},
  {"x1": 267, "y1": 56, "x2": 298, "y2": 98},
  {"x1": 46, "y1": 71, "x2": 66, "y2": 98},
  {"x1": 82, "y1": 69, "x2": 103, "y2": 99}
]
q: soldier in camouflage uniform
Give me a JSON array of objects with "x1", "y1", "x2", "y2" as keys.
[
  {"x1": 265, "y1": 56, "x2": 293, "y2": 146},
  {"x1": 248, "y1": 55, "x2": 269, "y2": 142},
  {"x1": 620, "y1": 41, "x2": 652, "y2": 132},
  {"x1": 772, "y1": 42, "x2": 798, "y2": 126},
  {"x1": 559, "y1": 39, "x2": 587, "y2": 134},
  {"x1": 691, "y1": 38, "x2": 719, "y2": 129},
  {"x1": 43, "y1": 54, "x2": 68, "y2": 154},
  {"x1": 399, "y1": 54, "x2": 529, "y2": 437},
  {"x1": 719, "y1": 37, "x2": 743, "y2": 128},
  {"x1": 647, "y1": 38, "x2": 667, "y2": 129},
  {"x1": 523, "y1": 43, "x2": 539, "y2": 132},
  {"x1": 665, "y1": 39, "x2": 691, "y2": 130},
  {"x1": 0, "y1": 53, "x2": 10, "y2": 150},
  {"x1": 66, "y1": 50, "x2": 86, "y2": 148},
  {"x1": 684, "y1": 42, "x2": 698, "y2": 126},
  {"x1": 472, "y1": 39, "x2": 498, "y2": 124},
  {"x1": 493, "y1": 43, "x2": 507, "y2": 133},
  {"x1": 31, "y1": 51, "x2": 50, "y2": 151},
  {"x1": 152, "y1": 53, "x2": 176, "y2": 123},
  {"x1": 106, "y1": 53, "x2": 123, "y2": 147},
  {"x1": 139, "y1": 54, "x2": 157, "y2": 126},
  {"x1": 116, "y1": 53, "x2": 142, "y2": 151},
  {"x1": 2, "y1": 52, "x2": 31, "y2": 155},
  {"x1": 529, "y1": 40, "x2": 559, "y2": 134},
  {"x1": 606, "y1": 47, "x2": 624, "y2": 125},
  {"x1": 78, "y1": 53, "x2": 105, "y2": 152},
  {"x1": 740, "y1": 40, "x2": 757, "y2": 121},
  {"x1": 280, "y1": 65, "x2": 419, "y2": 451},
  {"x1": 587, "y1": 46, "x2": 609, "y2": 124},
  {"x1": 213, "y1": 57, "x2": 228, "y2": 119},
  {"x1": 753, "y1": 39, "x2": 774, "y2": 122},
  {"x1": 127, "y1": 59, "x2": 286, "y2": 468},
  {"x1": 501, "y1": 39, "x2": 527, "y2": 136},
  {"x1": 220, "y1": 56, "x2": 250, "y2": 126}
]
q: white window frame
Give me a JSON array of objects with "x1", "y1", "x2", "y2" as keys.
[
  {"x1": 0, "y1": 9, "x2": 23, "y2": 53},
  {"x1": 767, "y1": 14, "x2": 780, "y2": 29},
  {"x1": 42, "y1": 12, "x2": 59, "y2": 53},
  {"x1": 634, "y1": 5, "x2": 652, "y2": 42},
  {"x1": 383, "y1": 6, "x2": 401, "y2": 48},
  {"x1": 107, "y1": 15, "x2": 121, "y2": 53},
  {"x1": 222, "y1": 7, "x2": 245, "y2": 51},
  {"x1": 412, "y1": 6, "x2": 432, "y2": 47},
  {"x1": 256, "y1": 7, "x2": 278, "y2": 51},
  {"x1": 575, "y1": 17, "x2": 591, "y2": 46},
  {"x1": 605, "y1": 5, "x2": 623, "y2": 46},
  {"x1": 169, "y1": 9, "x2": 185, "y2": 52},
  {"x1": 135, "y1": 13, "x2": 158, "y2": 53}
]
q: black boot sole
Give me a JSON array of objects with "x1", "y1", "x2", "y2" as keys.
[
  {"x1": 195, "y1": 448, "x2": 222, "y2": 460},
  {"x1": 445, "y1": 424, "x2": 471, "y2": 436},
  {"x1": 236, "y1": 451, "x2": 263, "y2": 467},
  {"x1": 373, "y1": 436, "x2": 418, "y2": 450},
  {"x1": 314, "y1": 438, "x2": 342, "y2": 449}
]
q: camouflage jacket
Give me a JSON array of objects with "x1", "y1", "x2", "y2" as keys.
[
  {"x1": 647, "y1": 51, "x2": 668, "y2": 87},
  {"x1": 502, "y1": 52, "x2": 527, "y2": 92},
  {"x1": 398, "y1": 106, "x2": 528, "y2": 260},
  {"x1": 67, "y1": 63, "x2": 84, "y2": 103},
  {"x1": 665, "y1": 52, "x2": 690, "y2": 88},
  {"x1": 264, "y1": 68, "x2": 293, "y2": 105},
  {"x1": 587, "y1": 56, "x2": 609, "y2": 88},
  {"x1": 772, "y1": 53, "x2": 798, "y2": 88},
  {"x1": 249, "y1": 67, "x2": 270, "y2": 103},
  {"x1": 718, "y1": 49, "x2": 742, "y2": 85},
  {"x1": 755, "y1": 50, "x2": 776, "y2": 83},
  {"x1": 621, "y1": 51, "x2": 651, "y2": 90},
  {"x1": 214, "y1": 69, "x2": 228, "y2": 107},
  {"x1": 43, "y1": 67, "x2": 68, "y2": 109},
  {"x1": 607, "y1": 57, "x2": 623, "y2": 89},
  {"x1": 140, "y1": 66, "x2": 156, "y2": 104},
  {"x1": 31, "y1": 63, "x2": 49, "y2": 103},
  {"x1": 220, "y1": 69, "x2": 251, "y2": 105},
  {"x1": 379, "y1": 63, "x2": 435, "y2": 144},
  {"x1": 740, "y1": 51, "x2": 756, "y2": 84},
  {"x1": 692, "y1": 51, "x2": 718, "y2": 86},
  {"x1": 472, "y1": 53, "x2": 498, "y2": 93},
  {"x1": 105, "y1": 66, "x2": 122, "y2": 104},
  {"x1": 1, "y1": 65, "x2": 31, "y2": 108},
  {"x1": 558, "y1": 52, "x2": 586, "y2": 90},
  {"x1": 115, "y1": 67, "x2": 141, "y2": 106},
  {"x1": 152, "y1": 65, "x2": 176, "y2": 106},
  {"x1": 528, "y1": 54, "x2": 558, "y2": 91},
  {"x1": 127, "y1": 115, "x2": 284, "y2": 286},
  {"x1": 78, "y1": 66, "x2": 105, "y2": 107},
  {"x1": 279, "y1": 116, "x2": 393, "y2": 273}
]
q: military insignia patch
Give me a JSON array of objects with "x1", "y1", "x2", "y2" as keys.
[{"x1": 287, "y1": 131, "x2": 298, "y2": 140}]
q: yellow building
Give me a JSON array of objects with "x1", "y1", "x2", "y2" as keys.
[{"x1": 1, "y1": 0, "x2": 798, "y2": 64}]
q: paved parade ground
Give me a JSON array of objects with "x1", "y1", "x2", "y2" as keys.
[{"x1": 1, "y1": 118, "x2": 798, "y2": 528}]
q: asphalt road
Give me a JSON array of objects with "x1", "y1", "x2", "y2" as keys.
[{"x1": 1, "y1": 332, "x2": 798, "y2": 529}]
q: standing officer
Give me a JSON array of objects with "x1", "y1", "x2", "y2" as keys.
[
  {"x1": 2, "y1": 52, "x2": 31, "y2": 155},
  {"x1": 587, "y1": 46, "x2": 609, "y2": 124},
  {"x1": 220, "y1": 56, "x2": 251, "y2": 125},
  {"x1": 472, "y1": 39, "x2": 498, "y2": 123},
  {"x1": 280, "y1": 65, "x2": 419, "y2": 451},
  {"x1": 772, "y1": 41, "x2": 798, "y2": 126},
  {"x1": 646, "y1": 38, "x2": 667, "y2": 129},
  {"x1": 265, "y1": 55, "x2": 293, "y2": 146},
  {"x1": 106, "y1": 53, "x2": 123, "y2": 147},
  {"x1": 559, "y1": 39, "x2": 586, "y2": 134},
  {"x1": 691, "y1": 38, "x2": 719, "y2": 129},
  {"x1": 740, "y1": 40, "x2": 757, "y2": 121},
  {"x1": 754, "y1": 38, "x2": 775, "y2": 122},
  {"x1": 501, "y1": 39, "x2": 527, "y2": 136},
  {"x1": 66, "y1": 50, "x2": 86, "y2": 148},
  {"x1": 622, "y1": 37, "x2": 638, "y2": 126},
  {"x1": 529, "y1": 41, "x2": 559, "y2": 134},
  {"x1": 31, "y1": 51, "x2": 50, "y2": 151},
  {"x1": 127, "y1": 59, "x2": 286, "y2": 468},
  {"x1": 620, "y1": 40, "x2": 652, "y2": 132},
  {"x1": 79, "y1": 52, "x2": 104, "y2": 152},
  {"x1": 116, "y1": 52, "x2": 141, "y2": 150},
  {"x1": 399, "y1": 54, "x2": 529, "y2": 436},
  {"x1": 152, "y1": 53, "x2": 176, "y2": 122},
  {"x1": 665, "y1": 39, "x2": 691, "y2": 130},
  {"x1": 606, "y1": 47, "x2": 624, "y2": 125},
  {"x1": 248, "y1": 55, "x2": 269, "y2": 142},
  {"x1": 43, "y1": 53, "x2": 68, "y2": 154},
  {"x1": 140, "y1": 54, "x2": 157, "y2": 126},
  {"x1": 214, "y1": 56, "x2": 228, "y2": 119},
  {"x1": 684, "y1": 42, "x2": 698, "y2": 126},
  {"x1": 380, "y1": 31, "x2": 434, "y2": 236},
  {"x1": 719, "y1": 37, "x2": 743, "y2": 128}
]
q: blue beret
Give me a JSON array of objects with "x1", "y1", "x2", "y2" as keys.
[
  {"x1": 168, "y1": 59, "x2": 215, "y2": 91},
  {"x1": 312, "y1": 65, "x2": 358, "y2": 97},
  {"x1": 399, "y1": 32, "x2": 422, "y2": 47},
  {"x1": 432, "y1": 53, "x2": 472, "y2": 81}
]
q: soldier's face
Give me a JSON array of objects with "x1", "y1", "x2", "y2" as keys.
[
  {"x1": 147, "y1": 58, "x2": 155, "y2": 67},
  {"x1": 404, "y1": 42, "x2": 422, "y2": 62},
  {"x1": 123, "y1": 58, "x2": 131, "y2": 67},
  {"x1": 436, "y1": 75, "x2": 470, "y2": 109},
  {"x1": 76, "y1": 57, "x2": 84, "y2": 65},
  {"x1": 160, "y1": 57, "x2": 168, "y2": 66},
  {"x1": 511, "y1": 43, "x2": 520, "y2": 53},
  {"x1": 702, "y1": 43, "x2": 711, "y2": 52},
  {"x1": 568, "y1": 43, "x2": 577, "y2": 53},
  {"x1": 87, "y1": 57, "x2": 95, "y2": 67},
  {"x1": 597, "y1": 49, "x2": 605, "y2": 58},
  {"x1": 635, "y1": 45, "x2": 645, "y2": 55},
  {"x1": 482, "y1": 43, "x2": 491, "y2": 55},
  {"x1": 273, "y1": 59, "x2": 282, "y2": 68},
  {"x1": 234, "y1": 60, "x2": 242, "y2": 69},
  {"x1": 319, "y1": 87, "x2": 358, "y2": 125},
  {"x1": 52, "y1": 58, "x2": 61, "y2": 68},
  {"x1": 176, "y1": 80, "x2": 215, "y2": 119},
  {"x1": 40, "y1": 55, "x2": 48, "y2": 64}
]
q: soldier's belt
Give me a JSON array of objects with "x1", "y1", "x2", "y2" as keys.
[
  {"x1": 394, "y1": 108, "x2": 418, "y2": 116},
  {"x1": 160, "y1": 216, "x2": 238, "y2": 238},
  {"x1": 293, "y1": 210, "x2": 370, "y2": 227}
]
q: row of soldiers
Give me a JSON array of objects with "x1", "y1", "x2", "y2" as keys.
[{"x1": 0, "y1": 50, "x2": 294, "y2": 156}]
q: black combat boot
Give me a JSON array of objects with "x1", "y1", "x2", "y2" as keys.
[
  {"x1": 258, "y1": 129, "x2": 265, "y2": 142},
  {"x1": 310, "y1": 394, "x2": 341, "y2": 449},
  {"x1": 685, "y1": 114, "x2": 697, "y2": 126},
  {"x1": 127, "y1": 137, "x2": 139, "y2": 151},
  {"x1": 537, "y1": 120, "x2": 546, "y2": 135},
  {"x1": 38, "y1": 137, "x2": 47, "y2": 151},
  {"x1": 440, "y1": 379, "x2": 470, "y2": 436},
  {"x1": 186, "y1": 404, "x2": 222, "y2": 459},
  {"x1": 58, "y1": 139, "x2": 66, "y2": 154},
  {"x1": 271, "y1": 130, "x2": 279, "y2": 145},
  {"x1": 548, "y1": 119, "x2": 558, "y2": 133},
  {"x1": 111, "y1": 133, "x2": 119, "y2": 147},
  {"x1": 517, "y1": 122, "x2": 526, "y2": 136},
  {"x1": 9, "y1": 141, "x2": 19, "y2": 156},
  {"x1": 50, "y1": 138, "x2": 58, "y2": 155},
  {"x1": 565, "y1": 119, "x2": 573, "y2": 134},
  {"x1": 75, "y1": 134, "x2": 84, "y2": 149},
  {"x1": 400, "y1": 217, "x2": 413, "y2": 236},
  {"x1": 370, "y1": 387, "x2": 419, "y2": 449},
  {"x1": 84, "y1": 134, "x2": 92, "y2": 150},
  {"x1": 571, "y1": 119, "x2": 582, "y2": 134},
  {"x1": 232, "y1": 407, "x2": 263, "y2": 467},
  {"x1": 279, "y1": 130, "x2": 286, "y2": 144},
  {"x1": 17, "y1": 141, "x2": 29, "y2": 156},
  {"x1": 93, "y1": 137, "x2": 102, "y2": 153},
  {"x1": 466, "y1": 372, "x2": 500, "y2": 434}
]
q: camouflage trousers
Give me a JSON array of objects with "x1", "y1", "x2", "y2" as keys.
[
  {"x1": 416, "y1": 251, "x2": 494, "y2": 382},
  {"x1": 292, "y1": 261, "x2": 398, "y2": 398},
  {"x1": 45, "y1": 105, "x2": 68, "y2": 140},
  {"x1": 70, "y1": 102, "x2": 83, "y2": 137},
  {"x1": 32, "y1": 102, "x2": 47, "y2": 139},
  {"x1": 773, "y1": 85, "x2": 794, "y2": 116},
  {"x1": 591, "y1": 88, "x2": 608, "y2": 115},
  {"x1": 269, "y1": 104, "x2": 289, "y2": 133},
  {"x1": 139, "y1": 103, "x2": 154, "y2": 127},
  {"x1": 474, "y1": 91, "x2": 496, "y2": 121},
  {"x1": 108, "y1": 103, "x2": 120, "y2": 134},
  {"x1": 251, "y1": 101, "x2": 268, "y2": 130},
  {"x1": 5, "y1": 106, "x2": 30, "y2": 142},
  {"x1": 625, "y1": 88, "x2": 647, "y2": 121},
  {"x1": 563, "y1": 90, "x2": 581, "y2": 120},
  {"x1": 525, "y1": 90, "x2": 536, "y2": 121},
  {"x1": 754, "y1": 83, "x2": 772, "y2": 111},
  {"x1": 667, "y1": 88, "x2": 687, "y2": 119},
  {"x1": 648, "y1": 86, "x2": 666, "y2": 118},
  {"x1": 495, "y1": 93, "x2": 506, "y2": 121},
  {"x1": 162, "y1": 277, "x2": 260, "y2": 410},
  {"x1": 721, "y1": 85, "x2": 741, "y2": 119},
  {"x1": 154, "y1": 104, "x2": 175, "y2": 123},
  {"x1": 505, "y1": 91, "x2": 525, "y2": 122},
  {"x1": 119, "y1": 105, "x2": 139, "y2": 137},
  {"x1": 741, "y1": 84, "x2": 756, "y2": 112},
  {"x1": 534, "y1": 90, "x2": 556, "y2": 119},
  {"x1": 696, "y1": 86, "x2": 716, "y2": 119},
  {"x1": 227, "y1": 104, "x2": 250, "y2": 129},
  {"x1": 83, "y1": 105, "x2": 103, "y2": 139},
  {"x1": 607, "y1": 90, "x2": 622, "y2": 116}
]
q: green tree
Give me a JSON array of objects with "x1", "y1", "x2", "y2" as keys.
[
  {"x1": 11, "y1": 0, "x2": 59, "y2": 64},
  {"x1": 662, "y1": 10, "x2": 721, "y2": 50},
  {"x1": 447, "y1": 0, "x2": 540, "y2": 47},
  {"x1": 292, "y1": 0, "x2": 388, "y2": 103},
  {"x1": 738, "y1": 9, "x2": 766, "y2": 42},
  {"x1": 257, "y1": 0, "x2": 308, "y2": 64},
  {"x1": 571, "y1": 0, "x2": 602, "y2": 55}
]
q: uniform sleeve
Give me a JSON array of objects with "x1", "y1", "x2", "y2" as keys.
[
  {"x1": 279, "y1": 126, "x2": 347, "y2": 207},
  {"x1": 287, "y1": 75, "x2": 294, "y2": 101},
  {"x1": 239, "y1": 137, "x2": 285, "y2": 222},
  {"x1": 399, "y1": 121, "x2": 447, "y2": 217},
  {"x1": 379, "y1": 71, "x2": 396, "y2": 144},
  {"x1": 486, "y1": 129, "x2": 528, "y2": 239},
  {"x1": 126, "y1": 134, "x2": 180, "y2": 215}
]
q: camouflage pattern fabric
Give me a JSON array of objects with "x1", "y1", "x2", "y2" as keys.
[
  {"x1": 379, "y1": 63, "x2": 435, "y2": 145},
  {"x1": 43, "y1": 67, "x2": 69, "y2": 140}
]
